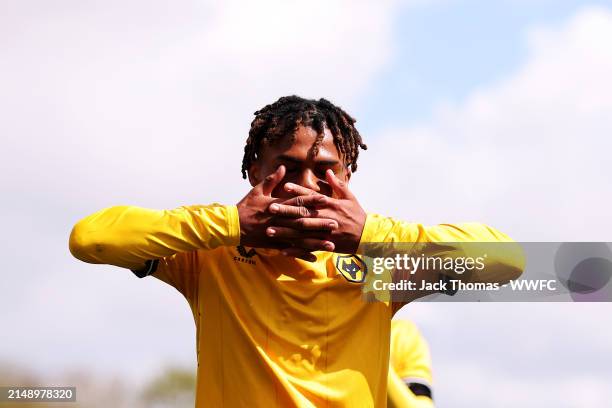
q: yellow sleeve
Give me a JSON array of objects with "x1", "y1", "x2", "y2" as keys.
[
  {"x1": 69, "y1": 203, "x2": 240, "y2": 271},
  {"x1": 357, "y1": 214, "x2": 525, "y2": 285},
  {"x1": 388, "y1": 320, "x2": 434, "y2": 408},
  {"x1": 390, "y1": 320, "x2": 432, "y2": 384}
]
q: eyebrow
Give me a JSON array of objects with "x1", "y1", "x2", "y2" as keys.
[{"x1": 277, "y1": 154, "x2": 340, "y2": 166}]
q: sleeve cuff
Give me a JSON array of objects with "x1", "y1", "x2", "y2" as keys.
[
  {"x1": 225, "y1": 204, "x2": 241, "y2": 246},
  {"x1": 356, "y1": 213, "x2": 379, "y2": 254}
]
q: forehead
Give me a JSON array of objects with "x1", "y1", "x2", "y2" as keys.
[{"x1": 264, "y1": 125, "x2": 341, "y2": 161}]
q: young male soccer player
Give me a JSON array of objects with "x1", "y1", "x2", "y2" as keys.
[
  {"x1": 69, "y1": 95, "x2": 523, "y2": 407},
  {"x1": 388, "y1": 320, "x2": 434, "y2": 408}
]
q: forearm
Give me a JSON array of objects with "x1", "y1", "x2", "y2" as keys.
[
  {"x1": 69, "y1": 204, "x2": 240, "y2": 270},
  {"x1": 359, "y1": 214, "x2": 525, "y2": 285}
]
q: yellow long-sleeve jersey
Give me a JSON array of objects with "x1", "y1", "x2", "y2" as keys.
[
  {"x1": 69, "y1": 204, "x2": 523, "y2": 407},
  {"x1": 387, "y1": 320, "x2": 434, "y2": 408}
]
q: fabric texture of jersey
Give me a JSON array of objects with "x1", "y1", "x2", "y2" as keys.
[{"x1": 69, "y1": 204, "x2": 524, "y2": 407}]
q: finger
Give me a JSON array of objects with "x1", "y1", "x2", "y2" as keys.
[
  {"x1": 276, "y1": 238, "x2": 335, "y2": 252},
  {"x1": 280, "y1": 248, "x2": 318, "y2": 262},
  {"x1": 261, "y1": 165, "x2": 286, "y2": 196},
  {"x1": 325, "y1": 169, "x2": 354, "y2": 199},
  {"x1": 268, "y1": 203, "x2": 316, "y2": 218},
  {"x1": 271, "y1": 217, "x2": 338, "y2": 231},
  {"x1": 301, "y1": 238, "x2": 335, "y2": 252},
  {"x1": 283, "y1": 182, "x2": 320, "y2": 197},
  {"x1": 277, "y1": 194, "x2": 328, "y2": 208},
  {"x1": 266, "y1": 226, "x2": 331, "y2": 240}
]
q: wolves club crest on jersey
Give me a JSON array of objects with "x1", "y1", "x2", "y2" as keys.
[{"x1": 335, "y1": 255, "x2": 367, "y2": 283}]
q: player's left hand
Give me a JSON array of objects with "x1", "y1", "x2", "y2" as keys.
[{"x1": 267, "y1": 169, "x2": 367, "y2": 255}]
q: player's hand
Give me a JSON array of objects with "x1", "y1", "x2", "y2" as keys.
[
  {"x1": 267, "y1": 169, "x2": 367, "y2": 255},
  {"x1": 236, "y1": 166, "x2": 337, "y2": 258}
]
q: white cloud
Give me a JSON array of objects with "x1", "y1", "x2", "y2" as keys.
[
  {"x1": 383, "y1": 7, "x2": 612, "y2": 407},
  {"x1": 0, "y1": 0, "x2": 404, "y2": 381},
  {"x1": 399, "y1": 302, "x2": 612, "y2": 407},
  {"x1": 0, "y1": 0, "x2": 401, "y2": 209},
  {"x1": 436, "y1": 358, "x2": 612, "y2": 407},
  {"x1": 354, "y1": 6, "x2": 612, "y2": 241}
]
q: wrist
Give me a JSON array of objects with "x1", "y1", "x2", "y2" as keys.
[{"x1": 350, "y1": 209, "x2": 367, "y2": 253}]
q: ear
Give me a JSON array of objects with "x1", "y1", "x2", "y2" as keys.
[
  {"x1": 247, "y1": 162, "x2": 261, "y2": 187},
  {"x1": 344, "y1": 166, "x2": 352, "y2": 183}
]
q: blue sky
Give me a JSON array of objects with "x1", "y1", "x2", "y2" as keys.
[{"x1": 358, "y1": 0, "x2": 612, "y2": 134}]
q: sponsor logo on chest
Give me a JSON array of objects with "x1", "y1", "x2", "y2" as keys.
[{"x1": 233, "y1": 246, "x2": 257, "y2": 265}]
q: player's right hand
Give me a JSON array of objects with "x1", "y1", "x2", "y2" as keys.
[{"x1": 236, "y1": 165, "x2": 338, "y2": 261}]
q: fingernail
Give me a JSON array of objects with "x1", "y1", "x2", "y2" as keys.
[
  {"x1": 324, "y1": 241, "x2": 334, "y2": 251},
  {"x1": 281, "y1": 250, "x2": 288, "y2": 256},
  {"x1": 269, "y1": 204, "x2": 279, "y2": 213},
  {"x1": 328, "y1": 222, "x2": 337, "y2": 229},
  {"x1": 267, "y1": 228, "x2": 276, "y2": 236},
  {"x1": 285, "y1": 183, "x2": 294, "y2": 191}
]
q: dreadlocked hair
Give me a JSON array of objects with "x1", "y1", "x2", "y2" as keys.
[{"x1": 241, "y1": 95, "x2": 367, "y2": 179}]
